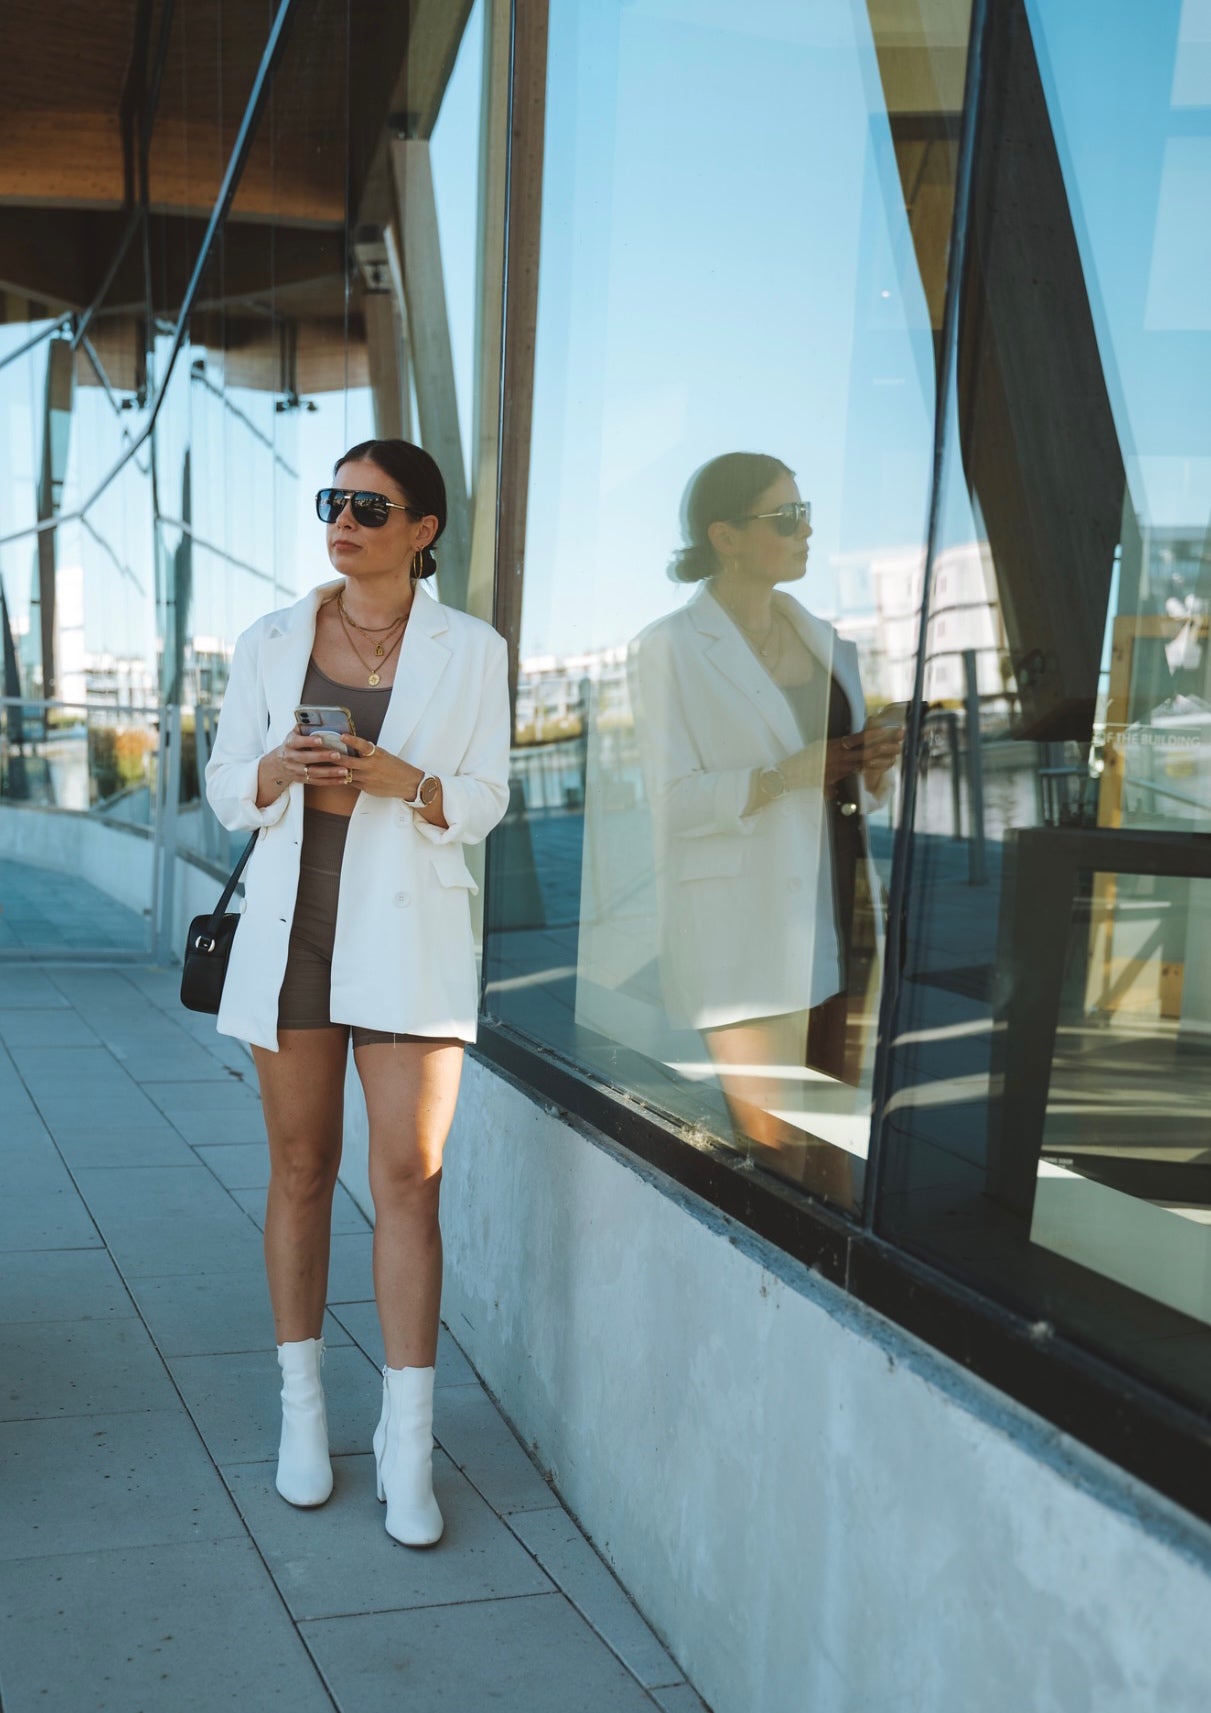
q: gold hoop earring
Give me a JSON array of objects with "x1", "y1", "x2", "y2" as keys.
[{"x1": 411, "y1": 549, "x2": 423, "y2": 581}]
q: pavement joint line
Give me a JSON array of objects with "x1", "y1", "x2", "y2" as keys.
[{"x1": 292, "y1": 1588, "x2": 569, "y2": 1622}]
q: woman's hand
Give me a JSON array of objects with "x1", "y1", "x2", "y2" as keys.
[
  {"x1": 256, "y1": 730, "x2": 351, "y2": 804},
  {"x1": 859, "y1": 723, "x2": 904, "y2": 794},
  {"x1": 780, "y1": 726, "x2": 903, "y2": 799},
  {"x1": 781, "y1": 736, "x2": 864, "y2": 797},
  {"x1": 339, "y1": 734, "x2": 422, "y2": 800}
]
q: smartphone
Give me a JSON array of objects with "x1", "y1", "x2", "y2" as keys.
[
  {"x1": 295, "y1": 704, "x2": 358, "y2": 755},
  {"x1": 870, "y1": 700, "x2": 910, "y2": 729}
]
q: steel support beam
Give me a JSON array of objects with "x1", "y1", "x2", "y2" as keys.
[
  {"x1": 364, "y1": 292, "x2": 408, "y2": 441},
  {"x1": 33, "y1": 336, "x2": 75, "y2": 700}
]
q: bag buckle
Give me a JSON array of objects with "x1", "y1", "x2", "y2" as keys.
[{"x1": 193, "y1": 934, "x2": 216, "y2": 953}]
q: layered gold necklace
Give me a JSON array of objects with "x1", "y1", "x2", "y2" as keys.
[
  {"x1": 715, "y1": 591, "x2": 783, "y2": 673},
  {"x1": 337, "y1": 594, "x2": 408, "y2": 686}
]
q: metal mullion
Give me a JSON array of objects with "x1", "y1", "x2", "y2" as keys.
[{"x1": 862, "y1": 0, "x2": 995, "y2": 1238}]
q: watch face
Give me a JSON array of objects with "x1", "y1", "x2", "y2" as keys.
[{"x1": 419, "y1": 775, "x2": 440, "y2": 806}]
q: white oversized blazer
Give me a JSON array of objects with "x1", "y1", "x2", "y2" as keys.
[
  {"x1": 204, "y1": 579, "x2": 510, "y2": 1050},
  {"x1": 629, "y1": 583, "x2": 886, "y2": 1031}
]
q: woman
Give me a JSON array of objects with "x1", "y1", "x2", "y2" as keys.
[
  {"x1": 204, "y1": 438, "x2": 510, "y2": 1546},
  {"x1": 630, "y1": 453, "x2": 901, "y2": 1196}
]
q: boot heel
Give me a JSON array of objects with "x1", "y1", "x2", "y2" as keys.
[{"x1": 372, "y1": 1378, "x2": 388, "y2": 1502}]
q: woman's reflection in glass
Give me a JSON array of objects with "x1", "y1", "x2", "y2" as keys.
[{"x1": 630, "y1": 454, "x2": 901, "y2": 1204}]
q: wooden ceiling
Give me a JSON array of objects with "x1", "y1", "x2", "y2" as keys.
[{"x1": 0, "y1": 0, "x2": 444, "y2": 385}]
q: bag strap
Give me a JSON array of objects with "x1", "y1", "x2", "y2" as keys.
[{"x1": 205, "y1": 831, "x2": 259, "y2": 931}]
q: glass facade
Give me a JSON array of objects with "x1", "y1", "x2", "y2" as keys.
[
  {"x1": 483, "y1": 0, "x2": 967, "y2": 1210},
  {"x1": 482, "y1": 0, "x2": 1211, "y2": 1454},
  {"x1": 1, "y1": 0, "x2": 1208, "y2": 1488},
  {"x1": 878, "y1": 0, "x2": 1211, "y2": 1419}
]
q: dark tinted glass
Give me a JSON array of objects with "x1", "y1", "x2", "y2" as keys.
[{"x1": 875, "y1": 0, "x2": 1211, "y2": 1417}]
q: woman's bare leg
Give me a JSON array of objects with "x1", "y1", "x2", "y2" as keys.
[
  {"x1": 355, "y1": 1039, "x2": 464, "y2": 1369},
  {"x1": 252, "y1": 1028, "x2": 348, "y2": 1343},
  {"x1": 703, "y1": 1012, "x2": 856, "y2": 1206}
]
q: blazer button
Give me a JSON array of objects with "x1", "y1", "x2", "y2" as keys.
[{"x1": 394, "y1": 891, "x2": 412, "y2": 908}]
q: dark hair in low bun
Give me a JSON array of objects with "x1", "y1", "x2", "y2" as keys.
[
  {"x1": 336, "y1": 439, "x2": 446, "y2": 579},
  {"x1": 669, "y1": 452, "x2": 794, "y2": 582}
]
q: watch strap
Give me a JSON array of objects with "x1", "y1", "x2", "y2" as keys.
[{"x1": 404, "y1": 773, "x2": 439, "y2": 809}]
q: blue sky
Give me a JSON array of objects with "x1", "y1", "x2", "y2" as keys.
[{"x1": 515, "y1": 0, "x2": 939, "y2": 658}]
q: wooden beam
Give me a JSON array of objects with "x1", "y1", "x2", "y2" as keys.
[
  {"x1": 354, "y1": 0, "x2": 477, "y2": 236},
  {"x1": 390, "y1": 135, "x2": 470, "y2": 610},
  {"x1": 465, "y1": 0, "x2": 511, "y2": 625},
  {"x1": 493, "y1": 0, "x2": 549, "y2": 704}
]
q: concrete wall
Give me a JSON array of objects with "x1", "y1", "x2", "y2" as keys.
[
  {"x1": 429, "y1": 1054, "x2": 1211, "y2": 1713},
  {"x1": 0, "y1": 804, "x2": 245, "y2": 965},
  {"x1": 0, "y1": 803, "x2": 154, "y2": 917}
]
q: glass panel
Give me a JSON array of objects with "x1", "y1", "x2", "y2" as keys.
[
  {"x1": 877, "y1": 0, "x2": 1211, "y2": 1413},
  {"x1": 485, "y1": 0, "x2": 970, "y2": 1211},
  {"x1": 1034, "y1": 869, "x2": 1211, "y2": 1331}
]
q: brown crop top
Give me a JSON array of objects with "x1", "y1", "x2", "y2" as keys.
[{"x1": 299, "y1": 657, "x2": 392, "y2": 748}]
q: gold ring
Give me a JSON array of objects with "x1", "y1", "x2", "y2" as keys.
[
  {"x1": 345, "y1": 768, "x2": 353, "y2": 785},
  {"x1": 366, "y1": 742, "x2": 376, "y2": 756},
  {"x1": 303, "y1": 766, "x2": 309, "y2": 782}
]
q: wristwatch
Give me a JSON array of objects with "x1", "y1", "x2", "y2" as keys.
[
  {"x1": 757, "y1": 766, "x2": 788, "y2": 803},
  {"x1": 405, "y1": 773, "x2": 441, "y2": 809}
]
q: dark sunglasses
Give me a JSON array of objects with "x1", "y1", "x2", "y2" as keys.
[
  {"x1": 737, "y1": 500, "x2": 812, "y2": 536},
  {"x1": 315, "y1": 488, "x2": 421, "y2": 528}
]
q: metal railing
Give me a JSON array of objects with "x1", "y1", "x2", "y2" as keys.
[{"x1": 1, "y1": 695, "x2": 234, "y2": 960}]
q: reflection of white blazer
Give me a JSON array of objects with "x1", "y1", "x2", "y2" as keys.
[
  {"x1": 204, "y1": 580, "x2": 510, "y2": 1051},
  {"x1": 630, "y1": 583, "x2": 882, "y2": 1031}
]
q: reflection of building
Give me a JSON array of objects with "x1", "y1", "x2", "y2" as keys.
[
  {"x1": 184, "y1": 638, "x2": 234, "y2": 710},
  {"x1": 516, "y1": 644, "x2": 630, "y2": 742},
  {"x1": 21, "y1": 563, "x2": 156, "y2": 708},
  {"x1": 833, "y1": 541, "x2": 1009, "y2": 711}
]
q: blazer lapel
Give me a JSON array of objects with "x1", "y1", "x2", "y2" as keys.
[
  {"x1": 261, "y1": 582, "x2": 335, "y2": 745},
  {"x1": 688, "y1": 585, "x2": 804, "y2": 755},
  {"x1": 375, "y1": 585, "x2": 453, "y2": 757},
  {"x1": 775, "y1": 595, "x2": 866, "y2": 731}
]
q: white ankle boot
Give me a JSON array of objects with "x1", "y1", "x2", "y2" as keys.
[
  {"x1": 372, "y1": 1364, "x2": 443, "y2": 1546},
  {"x1": 275, "y1": 1337, "x2": 333, "y2": 1507}
]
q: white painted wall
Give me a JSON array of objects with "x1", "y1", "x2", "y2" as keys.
[{"x1": 427, "y1": 1055, "x2": 1211, "y2": 1713}]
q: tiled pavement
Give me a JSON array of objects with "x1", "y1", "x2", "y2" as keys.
[
  {"x1": 0, "y1": 857, "x2": 150, "y2": 953},
  {"x1": 0, "y1": 960, "x2": 710, "y2": 1713}
]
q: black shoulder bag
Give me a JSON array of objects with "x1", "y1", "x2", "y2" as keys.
[{"x1": 179, "y1": 831, "x2": 260, "y2": 1014}]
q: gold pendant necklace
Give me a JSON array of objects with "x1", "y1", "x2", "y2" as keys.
[
  {"x1": 338, "y1": 593, "x2": 408, "y2": 634},
  {"x1": 337, "y1": 603, "x2": 404, "y2": 685},
  {"x1": 719, "y1": 594, "x2": 782, "y2": 672}
]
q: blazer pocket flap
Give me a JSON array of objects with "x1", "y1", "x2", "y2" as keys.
[
  {"x1": 676, "y1": 838, "x2": 745, "y2": 882},
  {"x1": 429, "y1": 846, "x2": 480, "y2": 894}
]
